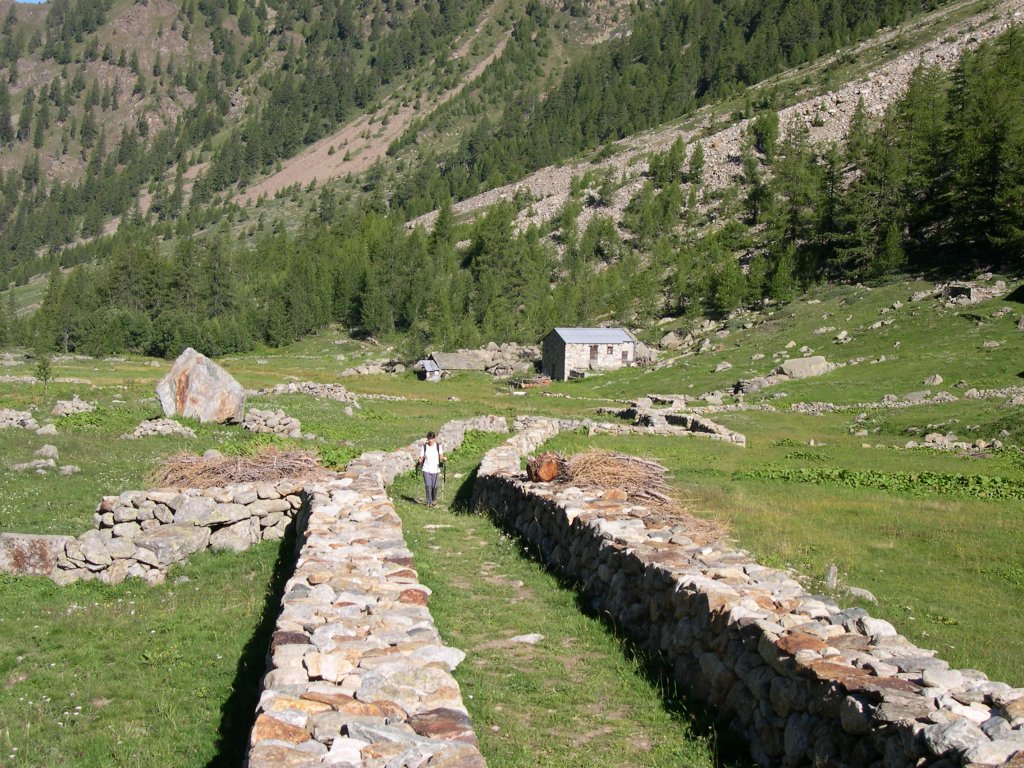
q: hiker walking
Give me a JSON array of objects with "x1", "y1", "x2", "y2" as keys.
[{"x1": 417, "y1": 431, "x2": 446, "y2": 507}]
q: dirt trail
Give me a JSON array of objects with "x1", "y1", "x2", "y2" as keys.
[
  {"x1": 407, "y1": 0, "x2": 1024, "y2": 233},
  {"x1": 235, "y1": 15, "x2": 512, "y2": 206}
]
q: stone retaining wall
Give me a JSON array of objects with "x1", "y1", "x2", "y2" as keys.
[
  {"x1": 471, "y1": 419, "x2": 1024, "y2": 768},
  {"x1": 0, "y1": 415, "x2": 510, "y2": 591},
  {"x1": 0, "y1": 479, "x2": 312, "y2": 586},
  {"x1": 246, "y1": 415, "x2": 508, "y2": 767}
]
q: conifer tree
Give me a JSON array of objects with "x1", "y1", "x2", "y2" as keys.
[
  {"x1": 32, "y1": 98, "x2": 49, "y2": 149},
  {"x1": 16, "y1": 87, "x2": 34, "y2": 142},
  {"x1": 0, "y1": 292, "x2": 9, "y2": 346},
  {"x1": 0, "y1": 81, "x2": 13, "y2": 144}
]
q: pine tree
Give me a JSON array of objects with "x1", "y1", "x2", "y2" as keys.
[
  {"x1": 80, "y1": 106, "x2": 97, "y2": 148},
  {"x1": 0, "y1": 291, "x2": 9, "y2": 346},
  {"x1": 0, "y1": 80, "x2": 13, "y2": 144},
  {"x1": 32, "y1": 97, "x2": 49, "y2": 149},
  {"x1": 687, "y1": 142, "x2": 705, "y2": 184},
  {"x1": 16, "y1": 87, "x2": 34, "y2": 142}
]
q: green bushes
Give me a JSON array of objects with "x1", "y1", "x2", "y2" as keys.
[{"x1": 744, "y1": 465, "x2": 1024, "y2": 501}]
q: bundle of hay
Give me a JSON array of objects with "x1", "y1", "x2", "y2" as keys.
[
  {"x1": 534, "y1": 449, "x2": 726, "y2": 541},
  {"x1": 148, "y1": 448, "x2": 327, "y2": 488}
]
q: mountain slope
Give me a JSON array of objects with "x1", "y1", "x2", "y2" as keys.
[{"x1": 408, "y1": 0, "x2": 1024, "y2": 235}]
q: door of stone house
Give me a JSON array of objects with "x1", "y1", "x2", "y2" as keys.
[
  {"x1": 590, "y1": 345, "x2": 598, "y2": 366},
  {"x1": 621, "y1": 350, "x2": 628, "y2": 364}
]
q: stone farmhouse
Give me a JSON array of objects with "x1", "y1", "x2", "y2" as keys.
[{"x1": 542, "y1": 327, "x2": 636, "y2": 381}]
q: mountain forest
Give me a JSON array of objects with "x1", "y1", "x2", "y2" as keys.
[{"x1": 0, "y1": 0, "x2": 1021, "y2": 357}]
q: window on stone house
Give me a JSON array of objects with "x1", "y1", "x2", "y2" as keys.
[{"x1": 606, "y1": 346, "x2": 613, "y2": 354}]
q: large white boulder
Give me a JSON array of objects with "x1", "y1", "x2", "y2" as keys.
[
  {"x1": 777, "y1": 355, "x2": 833, "y2": 380},
  {"x1": 156, "y1": 348, "x2": 245, "y2": 423}
]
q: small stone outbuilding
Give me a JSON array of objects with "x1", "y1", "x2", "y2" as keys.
[
  {"x1": 542, "y1": 328, "x2": 636, "y2": 381},
  {"x1": 414, "y1": 359, "x2": 442, "y2": 382}
]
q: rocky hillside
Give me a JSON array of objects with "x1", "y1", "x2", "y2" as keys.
[{"x1": 408, "y1": 0, "x2": 1024, "y2": 236}]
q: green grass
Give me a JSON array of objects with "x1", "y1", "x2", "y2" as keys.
[
  {"x1": 1, "y1": 274, "x2": 1023, "y2": 761},
  {"x1": 389, "y1": 435, "x2": 749, "y2": 768},
  {"x1": 0, "y1": 537, "x2": 291, "y2": 768}
]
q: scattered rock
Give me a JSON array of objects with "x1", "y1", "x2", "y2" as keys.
[
  {"x1": 779, "y1": 356, "x2": 833, "y2": 380},
  {"x1": 255, "y1": 382, "x2": 358, "y2": 403},
  {"x1": 508, "y1": 633, "x2": 545, "y2": 645},
  {"x1": 51, "y1": 396, "x2": 96, "y2": 417},
  {"x1": 11, "y1": 458, "x2": 56, "y2": 472},
  {"x1": 243, "y1": 409, "x2": 303, "y2": 438},
  {"x1": 0, "y1": 409, "x2": 39, "y2": 431},
  {"x1": 845, "y1": 586, "x2": 877, "y2": 603},
  {"x1": 123, "y1": 419, "x2": 197, "y2": 439}
]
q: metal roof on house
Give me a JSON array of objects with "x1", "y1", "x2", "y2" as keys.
[
  {"x1": 418, "y1": 359, "x2": 440, "y2": 372},
  {"x1": 549, "y1": 327, "x2": 634, "y2": 344}
]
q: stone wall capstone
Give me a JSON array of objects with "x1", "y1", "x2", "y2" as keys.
[{"x1": 470, "y1": 418, "x2": 1024, "y2": 768}]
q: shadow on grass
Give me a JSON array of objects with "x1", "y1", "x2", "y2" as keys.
[
  {"x1": 204, "y1": 527, "x2": 297, "y2": 768},
  {"x1": 448, "y1": 464, "x2": 482, "y2": 514}
]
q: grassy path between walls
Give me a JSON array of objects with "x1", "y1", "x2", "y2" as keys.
[{"x1": 390, "y1": 431, "x2": 752, "y2": 768}]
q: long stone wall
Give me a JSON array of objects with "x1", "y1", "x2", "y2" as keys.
[
  {"x1": 0, "y1": 479, "x2": 310, "y2": 586},
  {"x1": 246, "y1": 415, "x2": 508, "y2": 767},
  {"x1": 471, "y1": 418, "x2": 1024, "y2": 768}
]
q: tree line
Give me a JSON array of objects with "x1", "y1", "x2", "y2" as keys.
[{"x1": 14, "y1": 25, "x2": 1021, "y2": 357}]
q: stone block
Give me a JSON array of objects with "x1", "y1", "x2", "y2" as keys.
[
  {"x1": 0, "y1": 533, "x2": 76, "y2": 576},
  {"x1": 134, "y1": 524, "x2": 211, "y2": 566}
]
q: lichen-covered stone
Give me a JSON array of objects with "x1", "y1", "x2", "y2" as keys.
[
  {"x1": 134, "y1": 524, "x2": 211, "y2": 566},
  {"x1": 155, "y1": 347, "x2": 244, "y2": 423}
]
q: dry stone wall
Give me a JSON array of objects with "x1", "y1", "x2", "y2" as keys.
[
  {"x1": 471, "y1": 419, "x2": 1024, "y2": 767},
  {"x1": 0, "y1": 479, "x2": 312, "y2": 587},
  {"x1": 247, "y1": 415, "x2": 508, "y2": 768},
  {"x1": 246, "y1": 474, "x2": 484, "y2": 768},
  {"x1": 243, "y1": 408, "x2": 306, "y2": 438},
  {"x1": 122, "y1": 418, "x2": 197, "y2": 439},
  {"x1": 602, "y1": 407, "x2": 747, "y2": 446}
]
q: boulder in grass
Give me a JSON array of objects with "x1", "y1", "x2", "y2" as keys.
[
  {"x1": 778, "y1": 356, "x2": 833, "y2": 380},
  {"x1": 0, "y1": 533, "x2": 75, "y2": 577},
  {"x1": 155, "y1": 348, "x2": 244, "y2": 424}
]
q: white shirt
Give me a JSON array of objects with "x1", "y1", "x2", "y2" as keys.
[{"x1": 421, "y1": 442, "x2": 442, "y2": 473}]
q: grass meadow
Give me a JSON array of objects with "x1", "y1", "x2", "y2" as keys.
[{"x1": 0, "y1": 275, "x2": 1022, "y2": 764}]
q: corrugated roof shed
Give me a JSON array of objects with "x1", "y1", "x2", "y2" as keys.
[
  {"x1": 551, "y1": 328, "x2": 634, "y2": 344},
  {"x1": 418, "y1": 359, "x2": 440, "y2": 372}
]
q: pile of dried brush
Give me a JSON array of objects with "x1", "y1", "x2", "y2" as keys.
[
  {"x1": 148, "y1": 448, "x2": 328, "y2": 488},
  {"x1": 548, "y1": 449, "x2": 726, "y2": 541}
]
